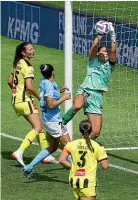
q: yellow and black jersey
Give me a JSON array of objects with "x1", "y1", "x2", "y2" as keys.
[
  {"x1": 64, "y1": 138, "x2": 107, "y2": 188},
  {"x1": 11, "y1": 59, "x2": 34, "y2": 104}
]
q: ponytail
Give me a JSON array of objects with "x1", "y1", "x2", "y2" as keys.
[
  {"x1": 79, "y1": 120, "x2": 93, "y2": 152},
  {"x1": 83, "y1": 131, "x2": 94, "y2": 152}
]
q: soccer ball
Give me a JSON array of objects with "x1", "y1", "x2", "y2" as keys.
[{"x1": 95, "y1": 20, "x2": 110, "y2": 35}]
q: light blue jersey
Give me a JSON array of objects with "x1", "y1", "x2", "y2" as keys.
[
  {"x1": 80, "y1": 57, "x2": 115, "y2": 92},
  {"x1": 39, "y1": 78, "x2": 62, "y2": 123}
]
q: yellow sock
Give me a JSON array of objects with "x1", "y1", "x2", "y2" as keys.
[
  {"x1": 19, "y1": 129, "x2": 38, "y2": 152},
  {"x1": 36, "y1": 131, "x2": 49, "y2": 149}
]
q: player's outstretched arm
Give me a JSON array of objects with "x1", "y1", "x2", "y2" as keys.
[
  {"x1": 89, "y1": 35, "x2": 103, "y2": 60},
  {"x1": 109, "y1": 23, "x2": 116, "y2": 63}
]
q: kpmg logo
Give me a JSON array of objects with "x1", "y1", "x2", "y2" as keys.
[
  {"x1": 7, "y1": 17, "x2": 39, "y2": 43},
  {"x1": 6, "y1": 2, "x2": 40, "y2": 44}
]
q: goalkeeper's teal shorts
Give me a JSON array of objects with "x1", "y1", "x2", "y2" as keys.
[{"x1": 76, "y1": 87, "x2": 103, "y2": 115}]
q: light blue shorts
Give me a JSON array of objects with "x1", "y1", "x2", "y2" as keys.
[{"x1": 43, "y1": 121, "x2": 68, "y2": 138}]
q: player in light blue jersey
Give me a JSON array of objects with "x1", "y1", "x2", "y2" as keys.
[
  {"x1": 63, "y1": 22, "x2": 116, "y2": 139},
  {"x1": 24, "y1": 64, "x2": 71, "y2": 178}
]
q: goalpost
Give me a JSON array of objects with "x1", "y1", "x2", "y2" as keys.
[
  {"x1": 65, "y1": 1, "x2": 73, "y2": 140},
  {"x1": 65, "y1": 1, "x2": 138, "y2": 150}
]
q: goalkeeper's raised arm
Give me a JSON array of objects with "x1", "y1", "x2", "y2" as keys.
[
  {"x1": 109, "y1": 22, "x2": 116, "y2": 63},
  {"x1": 89, "y1": 22, "x2": 116, "y2": 63},
  {"x1": 89, "y1": 34, "x2": 103, "y2": 60}
]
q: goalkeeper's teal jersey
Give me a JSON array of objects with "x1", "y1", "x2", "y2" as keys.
[{"x1": 80, "y1": 57, "x2": 115, "y2": 92}]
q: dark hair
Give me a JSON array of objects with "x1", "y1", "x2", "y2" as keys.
[
  {"x1": 13, "y1": 42, "x2": 31, "y2": 67},
  {"x1": 79, "y1": 120, "x2": 93, "y2": 152},
  {"x1": 98, "y1": 46, "x2": 108, "y2": 53},
  {"x1": 40, "y1": 64, "x2": 54, "y2": 79}
]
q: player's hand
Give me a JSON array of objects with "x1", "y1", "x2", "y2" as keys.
[
  {"x1": 109, "y1": 22, "x2": 116, "y2": 42},
  {"x1": 82, "y1": 92, "x2": 88, "y2": 98},
  {"x1": 109, "y1": 22, "x2": 115, "y2": 32},
  {"x1": 63, "y1": 92, "x2": 71, "y2": 100},
  {"x1": 60, "y1": 86, "x2": 69, "y2": 93}
]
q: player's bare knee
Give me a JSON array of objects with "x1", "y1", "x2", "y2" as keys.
[
  {"x1": 73, "y1": 104, "x2": 82, "y2": 111},
  {"x1": 34, "y1": 125, "x2": 43, "y2": 133}
]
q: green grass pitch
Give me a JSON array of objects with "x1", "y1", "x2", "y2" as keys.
[
  {"x1": 1, "y1": 2, "x2": 138, "y2": 200},
  {"x1": 1, "y1": 3, "x2": 138, "y2": 198}
]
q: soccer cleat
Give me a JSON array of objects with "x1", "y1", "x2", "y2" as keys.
[
  {"x1": 23, "y1": 166, "x2": 33, "y2": 179},
  {"x1": 11, "y1": 150, "x2": 25, "y2": 167},
  {"x1": 42, "y1": 155, "x2": 59, "y2": 164}
]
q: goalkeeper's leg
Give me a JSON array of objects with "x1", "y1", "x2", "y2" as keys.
[
  {"x1": 87, "y1": 114, "x2": 102, "y2": 139},
  {"x1": 63, "y1": 94, "x2": 85, "y2": 125},
  {"x1": 84, "y1": 91, "x2": 103, "y2": 139}
]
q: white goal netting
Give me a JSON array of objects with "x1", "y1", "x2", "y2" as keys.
[{"x1": 72, "y1": 1, "x2": 138, "y2": 149}]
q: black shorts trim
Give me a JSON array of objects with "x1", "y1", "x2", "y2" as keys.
[
  {"x1": 28, "y1": 101, "x2": 33, "y2": 114},
  {"x1": 12, "y1": 96, "x2": 16, "y2": 104},
  {"x1": 24, "y1": 77, "x2": 34, "y2": 79},
  {"x1": 85, "y1": 112, "x2": 102, "y2": 115},
  {"x1": 22, "y1": 80, "x2": 26, "y2": 102}
]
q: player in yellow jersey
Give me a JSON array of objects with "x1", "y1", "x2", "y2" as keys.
[
  {"x1": 8, "y1": 42, "x2": 57, "y2": 166},
  {"x1": 59, "y1": 120, "x2": 108, "y2": 200}
]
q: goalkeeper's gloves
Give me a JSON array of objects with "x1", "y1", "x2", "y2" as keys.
[{"x1": 109, "y1": 22, "x2": 116, "y2": 42}]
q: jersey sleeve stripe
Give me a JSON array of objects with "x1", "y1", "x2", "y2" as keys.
[
  {"x1": 63, "y1": 148, "x2": 71, "y2": 155},
  {"x1": 98, "y1": 157, "x2": 108, "y2": 162},
  {"x1": 109, "y1": 59, "x2": 116, "y2": 65}
]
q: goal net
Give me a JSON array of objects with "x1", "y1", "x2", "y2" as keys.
[{"x1": 72, "y1": 1, "x2": 138, "y2": 149}]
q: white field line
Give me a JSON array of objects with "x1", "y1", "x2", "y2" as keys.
[
  {"x1": 109, "y1": 164, "x2": 138, "y2": 175},
  {"x1": 1, "y1": 132, "x2": 138, "y2": 175},
  {"x1": 106, "y1": 147, "x2": 138, "y2": 150},
  {"x1": 1, "y1": 132, "x2": 39, "y2": 145},
  {"x1": 1, "y1": 132, "x2": 138, "y2": 151}
]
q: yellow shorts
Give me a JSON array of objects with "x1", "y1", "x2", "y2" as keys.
[
  {"x1": 13, "y1": 102, "x2": 38, "y2": 116},
  {"x1": 72, "y1": 187, "x2": 96, "y2": 199}
]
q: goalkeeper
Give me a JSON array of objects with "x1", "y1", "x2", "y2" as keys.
[{"x1": 63, "y1": 22, "x2": 116, "y2": 139}]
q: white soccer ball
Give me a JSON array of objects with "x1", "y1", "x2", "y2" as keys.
[{"x1": 95, "y1": 20, "x2": 110, "y2": 35}]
